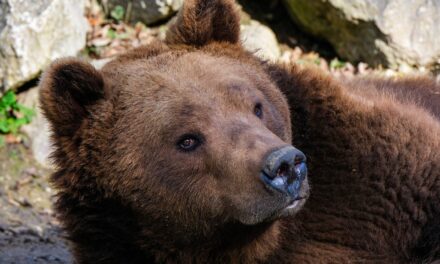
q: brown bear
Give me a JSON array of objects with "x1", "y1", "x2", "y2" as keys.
[{"x1": 39, "y1": 0, "x2": 440, "y2": 263}]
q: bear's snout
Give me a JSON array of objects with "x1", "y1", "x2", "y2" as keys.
[{"x1": 261, "y1": 146, "x2": 308, "y2": 199}]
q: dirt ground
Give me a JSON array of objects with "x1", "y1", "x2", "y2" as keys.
[{"x1": 0, "y1": 143, "x2": 71, "y2": 263}]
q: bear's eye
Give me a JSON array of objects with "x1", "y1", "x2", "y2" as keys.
[
  {"x1": 254, "y1": 103, "x2": 263, "y2": 118},
  {"x1": 177, "y1": 134, "x2": 202, "y2": 152}
]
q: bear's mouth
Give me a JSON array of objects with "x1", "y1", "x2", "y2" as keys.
[
  {"x1": 277, "y1": 196, "x2": 308, "y2": 218},
  {"x1": 259, "y1": 195, "x2": 308, "y2": 223},
  {"x1": 285, "y1": 197, "x2": 305, "y2": 209}
]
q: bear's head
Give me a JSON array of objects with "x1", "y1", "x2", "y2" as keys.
[{"x1": 40, "y1": 0, "x2": 309, "y2": 261}]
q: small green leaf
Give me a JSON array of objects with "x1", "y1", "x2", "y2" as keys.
[
  {"x1": 15, "y1": 117, "x2": 28, "y2": 126},
  {"x1": 110, "y1": 5, "x2": 125, "y2": 21},
  {"x1": 16, "y1": 104, "x2": 35, "y2": 122},
  {"x1": 86, "y1": 45, "x2": 99, "y2": 56},
  {"x1": 107, "y1": 29, "x2": 117, "y2": 39},
  {"x1": 330, "y1": 58, "x2": 346, "y2": 70},
  {"x1": 0, "y1": 119, "x2": 10, "y2": 133},
  {"x1": 2, "y1": 91, "x2": 16, "y2": 106},
  {"x1": 8, "y1": 118, "x2": 20, "y2": 134},
  {"x1": 314, "y1": 58, "x2": 321, "y2": 66}
]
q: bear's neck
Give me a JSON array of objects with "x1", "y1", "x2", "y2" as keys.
[
  {"x1": 146, "y1": 220, "x2": 284, "y2": 263},
  {"x1": 61, "y1": 191, "x2": 286, "y2": 264}
]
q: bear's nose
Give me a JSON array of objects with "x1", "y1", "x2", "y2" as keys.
[{"x1": 261, "y1": 146, "x2": 307, "y2": 198}]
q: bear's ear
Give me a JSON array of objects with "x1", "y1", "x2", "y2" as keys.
[
  {"x1": 166, "y1": 0, "x2": 240, "y2": 46},
  {"x1": 39, "y1": 58, "x2": 105, "y2": 137}
]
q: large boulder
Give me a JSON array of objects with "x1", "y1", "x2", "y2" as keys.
[
  {"x1": 241, "y1": 20, "x2": 281, "y2": 62},
  {"x1": 283, "y1": 0, "x2": 440, "y2": 69},
  {"x1": 18, "y1": 87, "x2": 52, "y2": 168},
  {"x1": 103, "y1": 0, "x2": 183, "y2": 25},
  {"x1": 0, "y1": 0, "x2": 88, "y2": 92}
]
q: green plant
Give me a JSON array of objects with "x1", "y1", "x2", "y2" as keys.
[
  {"x1": 107, "y1": 28, "x2": 118, "y2": 39},
  {"x1": 106, "y1": 28, "x2": 130, "y2": 40},
  {"x1": 110, "y1": 5, "x2": 125, "y2": 21},
  {"x1": 330, "y1": 58, "x2": 346, "y2": 70},
  {"x1": 85, "y1": 45, "x2": 100, "y2": 57},
  {"x1": 0, "y1": 91, "x2": 34, "y2": 137},
  {"x1": 314, "y1": 58, "x2": 321, "y2": 66}
]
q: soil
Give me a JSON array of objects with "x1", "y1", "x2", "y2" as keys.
[{"x1": 0, "y1": 143, "x2": 71, "y2": 263}]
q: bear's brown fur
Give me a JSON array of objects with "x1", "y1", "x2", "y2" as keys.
[
  {"x1": 340, "y1": 76, "x2": 440, "y2": 120},
  {"x1": 39, "y1": 0, "x2": 440, "y2": 263},
  {"x1": 267, "y1": 65, "x2": 440, "y2": 263}
]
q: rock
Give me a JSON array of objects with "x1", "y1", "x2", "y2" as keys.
[
  {"x1": 90, "y1": 57, "x2": 113, "y2": 70},
  {"x1": 241, "y1": 20, "x2": 281, "y2": 62},
  {"x1": 0, "y1": 0, "x2": 88, "y2": 92},
  {"x1": 103, "y1": 0, "x2": 183, "y2": 25},
  {"x1": 18, "y1": 88, "x2": 52, "y2": 168},
  {"x1": 283, "y1": 0, "x2": 440, "y2": 69},
  {"x1": 0, "y1": 1, "x2": 8, "y2": 34}
]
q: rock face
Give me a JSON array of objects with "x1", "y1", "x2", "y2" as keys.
[
  {"x1": 0, "y1": 0, "x2": 88, "y2": 92},
  {"x1": 18, "y1": 87, "x2": 52, "y2": 168},
  {"x1": 104, "y1": 0, "x2": 183, "y2": 25},
  {"x1": 283, "y1": 0, "x2": 440, "y2": 69},
  {"x1": 240, "y1": 20, "x2": 281, "y2": 62}
]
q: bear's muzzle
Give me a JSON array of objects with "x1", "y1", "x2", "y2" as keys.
[{"x1": 261, "y1": 146, "x2": 308, "y2": 200}]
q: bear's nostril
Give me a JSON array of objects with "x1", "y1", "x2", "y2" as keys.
[
  {"x1": 294, "y1": 154, "x2": 305, "y2": 165},
  {"x1": 276, "y1": 162, "x2": 290, "y2": 177}
]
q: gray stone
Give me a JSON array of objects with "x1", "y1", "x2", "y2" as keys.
[
  {"x1": 241, "y1": 20, "x2": 281, "y2": 62},
  {"x1": 90, "y1": 57, "x2": 113, "y2": 70},
  {"x1": 0, "y1": 0, "x2": 88, "y2": 92},
  {"x1": 18, "y1": 87, "x2": 52, "y2": 168},
  {"x1": 103, "y1": 0, "x2": 183, "y2": 25},
  {"x1": 0, "y1": 1, "x2": 9, "y2": 31},
  {"x1": 283, "y1": 0, "x2": 440, "y2": 69}
]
